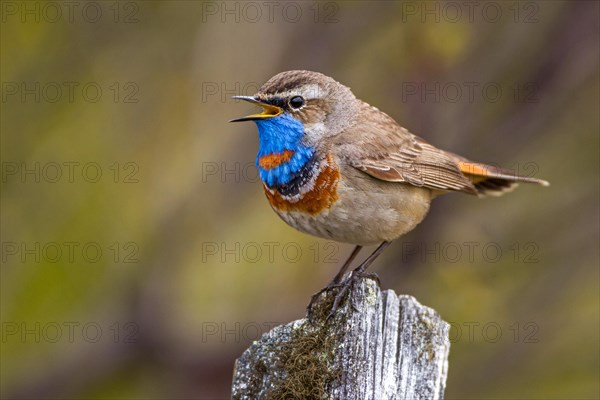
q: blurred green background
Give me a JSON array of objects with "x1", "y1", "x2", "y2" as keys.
[{"x1": 1, "y1": 1, "x2": 598, "y2": 399}]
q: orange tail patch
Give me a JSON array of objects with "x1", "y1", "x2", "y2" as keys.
[
  {"x1": 458, "y1": 161, "x2": 549, "y2": 185},
  {"x1": 457, "y1": 160, "x2": 549, "y2": 196}
]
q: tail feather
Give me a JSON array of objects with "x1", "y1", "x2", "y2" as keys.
[{"x1": 457, "y1": 161, "x2": 549, "y2": 197}]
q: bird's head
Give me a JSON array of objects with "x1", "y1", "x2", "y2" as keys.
[
  {"x1": 231, "y1": 70, "x2": 358, "y2": 144},
  {"x1": 230, "y1": 71, "x2": 358, "y2": 187}
]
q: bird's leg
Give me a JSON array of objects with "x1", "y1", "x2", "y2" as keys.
[
  {"x1": 307, "y1": 245, "x2": 362, "y2": 315},
  {"x1": 327, "y1": 241, "x2": 392, "y2": 319},
  {"x1": 348, "y1": 241, "x2": 391, "y2": 280},
  {"x1": 331, "y1": 245, "x2": 363, "y2": 284}
]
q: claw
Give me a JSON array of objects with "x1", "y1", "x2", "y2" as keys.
[
  {"x1": 306, "y1": 281, "x2": 344, "y2": 316},
  {"x1": 326, "y1": 283, "x2": 351, "y2": 320},
  {"x1": 306, "y1": 241, "x2": 391, "y2": 322}
]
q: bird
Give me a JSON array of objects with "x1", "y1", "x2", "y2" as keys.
[{"x1": 230, "y1": 70, "x2": 549, "y2": 315}]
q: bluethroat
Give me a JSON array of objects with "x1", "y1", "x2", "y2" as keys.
[{"x1": 231, "y1": 70, "x2": 549, "y2": 314}]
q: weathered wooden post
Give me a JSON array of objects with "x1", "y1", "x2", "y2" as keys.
[{"x1": 232, "y1": 277, "x2": 450, "y2": 399}]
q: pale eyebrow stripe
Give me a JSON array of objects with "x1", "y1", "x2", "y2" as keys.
[{"x1": 275, "y1": 84, "x2": 327, "y2": 101}]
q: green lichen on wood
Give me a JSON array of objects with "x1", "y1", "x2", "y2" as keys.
[{"x1": 232, "y1": 288, "x2": 349, "y2": 400}]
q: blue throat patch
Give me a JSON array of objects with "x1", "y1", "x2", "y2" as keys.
[{"x1": 255, "y1": 114, "x2": 315, "y2": 187}]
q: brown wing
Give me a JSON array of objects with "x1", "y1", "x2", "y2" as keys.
[
  {"x1": 334, "y1": 102, "x2": 548, "y2": 197},
  {"x1": 354, "y1": 135, "x2": 479, "y2": 194},
  {"x1": 334, "y1": 102, "x2": 477, "y2": 195}
]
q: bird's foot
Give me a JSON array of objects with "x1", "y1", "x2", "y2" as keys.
[
  {"x1": 307, "y1": 271, "x2": 380, "y2": 322},
  {"x1": 306, "y1": 279, "x2": 345, "y2": 319}
]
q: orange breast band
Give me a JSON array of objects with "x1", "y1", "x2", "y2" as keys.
[
  {"x1": 264, "y1": 154, "x2": 340, "y2": 215},
  {"x1": 258, "y1": 150, "x2": 295, "y2": 170}
]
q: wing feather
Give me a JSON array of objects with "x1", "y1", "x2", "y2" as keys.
[
  {"x1": 334, "y1": 102, "x2": 477, "y2": 194},
  {"x1": 331, "y1": 101, "x2": 547, "y2": 197}
]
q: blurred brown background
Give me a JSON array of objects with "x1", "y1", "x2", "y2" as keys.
[{"x1": 1, "y1": 1, "x2": 598, "y2": 399}]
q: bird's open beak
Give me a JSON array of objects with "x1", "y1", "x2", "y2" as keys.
[{"x1": 229, "y1": 96, "x2": 283, "y2": 122}]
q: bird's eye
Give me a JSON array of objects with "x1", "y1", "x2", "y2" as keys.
[{"x1": 289, "y1": 96, "x2": 304, "y2": 109}]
